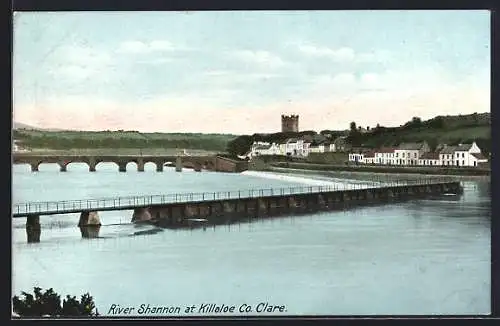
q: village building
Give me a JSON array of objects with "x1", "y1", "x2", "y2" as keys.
[
  {"x1": 348, "y1": 152, "x2": 364, "y2": 163},
  {"x1": 375, "y1": 147, "x2": 396, "y2": 165},
  {"x1": 418, "y1": 152, "x2": 441, "y2": 166},
  {"x1": 348, "y1": 147, "x2": 372, "y2": 164},
  {"x1": 12, "y1": 139, "x2": 26, "y2": 152},
  {"x1": 284, "y1": 138, "x2": 305, "y2": 157},
  {"x1": 438, "y1": 142, "x2": 488, "y2": 167},
  {"x1": 309, "y1": 140, "x2": 327, "y2": 153},
  {"x1": 363, "y1": 151, "x2": 376, "y2": 164},
  {"x1": 394, "y1": 142, "x2": 430, "y2": 166}
]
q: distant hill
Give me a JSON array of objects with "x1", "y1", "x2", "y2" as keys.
[
  {"x1": 13, "y1": 121, "x2": 67, "y2": 132},
  {"x1": 13, "y1": 122, "x2": 38, "y2": 130}
]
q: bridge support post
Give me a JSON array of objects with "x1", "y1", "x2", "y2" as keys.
[
  {"x1": 137, "y1": 159, "x2": 145, "y2": 172},
  {"x1": 78, "y1": 211, "x2": 101, "y2": 239},
  {"x1": 132, "y1": 208, "x2": 152, "y2": 223},
  {"x1": 58, "y1": 162, "x2": 67, "y2": 172},
  {"x1": 88, "y1": 157, "x2": 96, "y2": 172},
  {"x1": 175, "y1": 156, "x2": 182, "y2": 172},
  {"x1": 26, "y1": 214, "x2": 41, "y2": 243},
  {"x1": 78, "y1": 211, "x2": 101, "y2": 227},
  {"x1": 118, "y1": 162, "x2": 127, "y2": 173},
  {"x1": 156, "y1": 162, "x2": 164, "y2": 172},
  {"x1": 30, "y1": 163, "x2": 39, "y2": 172}
]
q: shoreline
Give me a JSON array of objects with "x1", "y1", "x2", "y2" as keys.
[{"x1": 265, "y1": 165, "x2": 490, "y2": 180}]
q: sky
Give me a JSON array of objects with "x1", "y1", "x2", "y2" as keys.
[{"x1": 13, "y1": 10, "x2": 490, "y2": 134}]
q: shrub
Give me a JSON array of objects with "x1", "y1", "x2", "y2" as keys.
[{"x1": 12, "y1": 287, "x2": 99, "y2": 317}]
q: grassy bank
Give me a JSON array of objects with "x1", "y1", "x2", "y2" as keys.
[
  {"x1": 267, "y1": 162, "x2": 491, "y2": 176},
  {"x1": 13, "y1": 129, "x2": 238, "y2": 152}
]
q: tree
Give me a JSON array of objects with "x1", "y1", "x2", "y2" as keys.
[
  {"x1": 428, "y1": 116, "x2": 445, "y2": 129},
  {"x1": 12, "y1": 287, "x2": 99, "y2": 317},
  {"x1": 350, "y1": 122, "x2": 357, "y2": 132},
  {"x1": 226, "y1": 135, "x2": 254, "y2": 156},
  {"x1": 412, "y1": 117, "x2": 422, "y2": 126}
]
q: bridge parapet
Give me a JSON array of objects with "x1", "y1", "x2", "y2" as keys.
[{"x1": 12, "y1": 153, "x2": 217, "y2": 172}]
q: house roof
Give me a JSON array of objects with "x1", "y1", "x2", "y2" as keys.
[
  {"x1": 439, "y1": 146, "x2": 457, "y2": 154},
  {"x1": 455, "y1": 144, "x2": 473, "y2": 151},
  {"x1": 471, "y1": 153, "x2": 488, "y2": 160},
  {"x1": 376, "y1": 147, "x2": 396, "y2": 153},
  {"x1": 364, "y1": 152, "x2": 375, "y2": 158},
  {"x1": 286, "y1": 138, "x2": 299, "y2": 144},
  {"x1": 254, "y1": 144, "x2": 271, "y2": 150},
  {"x1": 438, "y1": 143, "x2": 474, "y2": 154},
  {"x1": 420, "y1": 152, "x2": 440, "y2": 160},
  {"x1": 397, "y1": 142, "x2": 426, "y2": 150}
]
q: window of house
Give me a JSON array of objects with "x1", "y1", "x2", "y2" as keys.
[
  {"x1": 396, "y1": 153, "x2": 398, "y2": 157},
  {"x1": 402, "y1": 153, "x2": 405, "y2": 158},
  {"x1": 462, "y1": 160, "x2": 465, "y2": 166},
  {"x1": 414, "y1": 153, "x2": 417, "y2": 158},
  {"x1": 462, "y1": 153, "x2": 465, "y2": 158}
]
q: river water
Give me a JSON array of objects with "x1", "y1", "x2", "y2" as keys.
[{"x1": 11, "y1": 163, "x2": 491, "y2": 316}]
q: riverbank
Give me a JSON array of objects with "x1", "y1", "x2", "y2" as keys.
[
  {"x1": 265, "y1": 162, "x2": 491, "y2": 177},
  {"x1": 267, "y1": 166, "x2": 491, "y2": 182}
]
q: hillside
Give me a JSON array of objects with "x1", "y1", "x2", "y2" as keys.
[
  {"x1": 13, "y1": 122, "x2": 38, "y2": 130},
  {"x1": 347, "y1": 112, "x2": 491, "y2": 153},
  {"x1": 12, "y1": 128, "x2": 239, "y2": 152},
  {"x1": 226, "y1": 112, "x2": 491, "y2": 156},
  {"x1": 13, "y1": 121, "x2": 67, "y2": 132}
]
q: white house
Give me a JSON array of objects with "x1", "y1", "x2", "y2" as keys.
[
  {"x1": 440, "y1": 142, "x2": 487, "y2": 167},
  {"x1": 326, "y1": 142, "x2": 336, "y2": 152},
  {"x1": 348, "y1": 152, "x2": 364, "y2": 163},
  {"x1": 363, "y1": 152, "x2": 375, "y2": 164},
  {"x1": 470, "y1": 152, "x2": 489, "y2": 167},
  {"x1": 250, "y1": 141, "x2": 270, "y2": 152},
  {"x1": 302, "y1": 140, "x2": 312, "y2": 156},
  {"x1": 374, "y1": 148, "x2": 396, "y2": 165},
  {"x1": 309, "y1": 140, "x2": 326, "y2": 153},
  {"x1": 12, "y1": 139, "x2": 26, "y2": 152},
  {"x1": 418, "y1": 152, "x2": 440, "y2": 166},
  {"x1": 394, "y1": 142, "x2": 429, "y2": 166},
  {"x1": 452, "y1": 142, "x2": 481, "y2": 167},
  {"x1": 439, "y1": 146, "x2": 455, "y2": 166},
  {"x1": 284, "y1": 138, "x2": 305, "y2": 157}
]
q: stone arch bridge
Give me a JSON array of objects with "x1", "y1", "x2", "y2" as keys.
[{"x1": 12, "y1": 153, "x2": 247, "y2": 173}]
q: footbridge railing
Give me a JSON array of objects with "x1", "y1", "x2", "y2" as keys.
[{"x1": 13, "y1": 177, "x2": 458, "y2": 217}]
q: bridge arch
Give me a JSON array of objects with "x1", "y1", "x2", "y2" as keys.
[
  {"x1": 94, "y1": 160, "x2": 122, "y2": 172},
  {"x1": 57, "y1": 160, "x2": 90, "y2": 172},
  {"x1": 126, "y1": 161, "x2": 139, "y2": 172}
]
